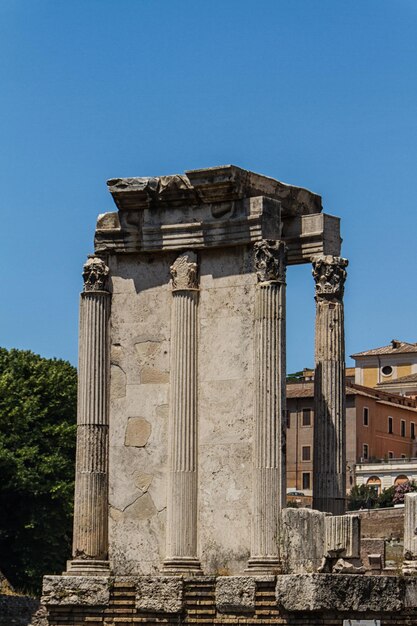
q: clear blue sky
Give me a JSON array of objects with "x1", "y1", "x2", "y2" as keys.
[{"x1": 1, "y1": 0, "x2": 417, "y2": 373}]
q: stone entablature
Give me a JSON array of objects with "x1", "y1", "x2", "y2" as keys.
[{"x1": 95, "y1": 165, "x2": 341, "y2": 263}]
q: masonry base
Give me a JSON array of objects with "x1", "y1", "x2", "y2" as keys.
[{"x1": 41, "y1": 574, "x2": 417, "y2": 626}]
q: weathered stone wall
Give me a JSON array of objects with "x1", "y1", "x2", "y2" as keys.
[
  {"x1": 349, "y1": 508, "x2": 404, "y2": 540},
  {"x1": 108, "y1": 252, "x2": 172, "y2": 574},
  {"x1": 107, "y1": 246, "x2": 255, "y2": 575},
  {"x1": 43, "y1": 576, "x2": 417, "y2": 626}
]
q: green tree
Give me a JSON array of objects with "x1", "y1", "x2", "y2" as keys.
[
  {"x1": 0, "y1": 348, "x2": 76, "y2": 594},
  {"x1": 376, "y1": 485, "x2": 395, "y2": 508},
  {"x1": 347, "y1": 484, "x2": 379, "y2": 510}
]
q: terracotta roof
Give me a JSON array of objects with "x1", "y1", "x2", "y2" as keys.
[
  {"x1": 351, "y1": 340, "x2": 417, "y2": 358},
  {"x1": 286, "y1": 381, "x2": 417, "y2": 408},
  {"x1": 286, "y1": 382, "x2": 314, "y2": 398},
  {"x1": 378, "y1": 373, "x2": 417, "y2": 385},
  {"x1": 286, "y1": 382, "x2": 356, "y2": 399}
]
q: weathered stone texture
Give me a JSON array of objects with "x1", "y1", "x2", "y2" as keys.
[
  {"x1": 276, "y1": 574, "x2": 402, "y2": 612},
  {"x1": 124, "y1": 417, "x2": 151, "y2": 447},
  {"x1": 197, "y1": 248, "x2": 255, "y2": 574},
  {"x1": 42, "y1": 575, "x2": 111, "y2": 606},
  {"x1": 360, "y1": 537, "x2": 385, "y2": 570},
  {"x1": 404, "y1": 492, "x2": 417, "y2": 558},
  {"x1": 248, "y1": 241, "x2": 286, "y2": 572},
  {"x1": 403, "y1": 491, "x2": 417, "y2": 573},
  {"x1": 215, "y1": 576, "x2": 256, "y2": 612},
  {"x1": 42, "y1": 575, "x2": 417, "y2": 625},
  {"x1": 108, "y1": 254, "x2": 170, "y2": 575},
  {"x1": 281, "y1": 508, "x2": 327, "y2": 573},
  {"x1": 325, "y1": 514, "x2": 360, "y2": 558},
  {"x1": 164, "y1": 252, "x2": 200, "y2": 572},
  {"x1": 69, "y1": 264, "x2": 111, "y2": 572},
  {"x1": 313, "y1": 255, "x2": 348, "y2": 515},
  {"x1": 135, "y1": 576, "x2": 183, "y2": 613}
]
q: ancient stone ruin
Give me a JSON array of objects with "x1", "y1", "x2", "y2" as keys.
[{"x1": 41, "y1": 166, "x2": 417, "y2": 625}]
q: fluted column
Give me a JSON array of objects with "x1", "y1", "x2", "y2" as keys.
[
  {"x1": 66, "y1": 257, "x2": 111, "y2": 575},
  {"x1": 312, "y1": 255, "x2": 348, "y2": 515},
  {"x1": 248, "y1": 240, "x2": 286, "y2": 572},
  {"x1": 403, "y1": 493, "x2": 417, "y2": 574},
  {"x1": 164, "y1": 251, "x2": 201, "y2": 574}
]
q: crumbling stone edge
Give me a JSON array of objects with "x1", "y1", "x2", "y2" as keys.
[
  {"x1": 41, "y1": 574, "x2": 417, "y2": 613},
  {"x1": 275, "y1": 574, "x2": 417, "y2": 612}
]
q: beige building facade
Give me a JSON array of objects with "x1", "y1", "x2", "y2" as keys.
[
  {"x1": 287, "y1": 381, "x2": 417, "y2": 496},
  {"x1": 352, "y1": 340, "x2": 417, "y2": 390}
]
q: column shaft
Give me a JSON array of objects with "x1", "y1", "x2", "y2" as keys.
[
  {"x1": 67, "y1": 257, "x2": 111, "y2": 575},
  {"x1": 248, "y1": 240, "x2": 286, "y2": 571},
  {"x1": 164, "y1": 252, "x2": 201, "y2": 573},
  {"x1": 403, "y1": 492, "x2": 417, "y2": 573},
  {"x1": 312, "y1": 256, "x2": 348, "y2": 516}
]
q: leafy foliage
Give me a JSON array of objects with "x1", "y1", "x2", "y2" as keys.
[
  {"x1": 376, "y1": 485, "x2": 396, "y2": 508},
  {"x1": 347, "y1": 484, "x2": 379, "y2": 510},
  {"x1": 393, "y1": 480, "x2": 417, "y2": 505},
  {"x1": 348, "y1": 482, "x2": 416, "y2": 510},
  {"x1": 0, "y1": 348, "x2": 76, "y2": 594},
  {"x1": 286, "y1": 371, "x2": 308, "y2": 382}
]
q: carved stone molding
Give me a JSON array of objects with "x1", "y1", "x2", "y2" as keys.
[
  {"x1": 83, "y1": 257, "x2": 109, "y2": 292},
  {"x1": 170, "y1": 252, "x2": 198, "y2": 291},
  {"x1": 254, "y1": 240, "x2": 286, "y2": 284},
  {"x1": 312, "y1": 255, "x2": 348, "y2": 301}
]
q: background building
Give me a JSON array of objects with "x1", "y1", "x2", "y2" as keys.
[
  {"x1": 352, "y1": 339, "x2": 417, "y2": 390},
  {"x1": 355, "y1": 458, "x2": 417, "y2": 494},
  {"x1": 286, "y1": 379, "x2": 417, "y2": 496}
]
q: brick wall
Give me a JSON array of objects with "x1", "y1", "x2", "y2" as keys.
[{"x1": 350, "y1": 507, "x2": 404, "y2": 539}]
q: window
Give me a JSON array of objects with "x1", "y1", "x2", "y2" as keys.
[
  {"x1": 367, "y1": 476, "x2": 382, "y2": 495},
  {"x1": 363, "y1": 443, "x2": 369, "y2": 460},
  {"x1": 388, "y1": 451, "x2": 394, "y2": 459},
  {"x1": 302, "y1": 445, "x2": 311, "y2": 461},
  {"x1": 363, "y1": 407, "x2": 369, "y2": 426},
  {"x1": 286, "y1": 410, "x2": 291, "y2": 429},
  {"x1": 302, "y1": 408, "x2": 312, "y2": 426},
  {"x1": 401, "y1": 454, "x2": 406, "y2": 459},
  {"x1": 381, "y1": 365, "x2": 393, "y2": 376},
  {"x1": 388, "y1": 416, "x2": 393, "y2": 434},
  {"x1": 302, "y1": 472, "x2": 311, "y2": 490},
  {"x1": 401, "y1": 420, "x2": 406, "y2": 437},
  {"x1": 412, "y1": 423, "x2": 416, "y2": 440}
]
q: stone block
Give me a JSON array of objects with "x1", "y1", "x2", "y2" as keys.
[
  {"x1": 404, "y1": 492, "x2": 417, "y2": 558},
  {"x1": 275, "y1": 574, "x2": 402, "y2": 612},
  {"x1": 360, "y1": 538, "x2": 385, "y2": 570},
  {"x1": 41, "y1": 576, "x2": 111, "y2": 606},
  {"x1": 404, "y1": 577, "x2": 417, "y2": 608},
  {"x1": 125, "y1": 417, "x2": 151, "y2": 447},
  {"x1": 215, "y1": 576, "x2": 256, "y2": 612},
  {"x1": 281, "y1": 508, "x2": 327, "y2": 573},
  {"x1": 325, "y1": 514, "x2": 360, "y2": 558},
  {"x1": 368, "y1": 554, "x2": 383, "y2": 573},
  {"x1": 135, "y1": 576, "x2": 183, "y2": 613}
]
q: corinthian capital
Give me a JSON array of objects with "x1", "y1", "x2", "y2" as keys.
[
  {"x1": 82, "y1": 257, "x2": 110, "y2": 292},
  {"x1": 254, "y1": 240, "x2": 286, "y2": 284},
  {"x1": 312, "y1": 255, "x2": 348, "y2": 301},
  {"x1": 170, "y1": 251, "x2": 198, "y2": 291}
]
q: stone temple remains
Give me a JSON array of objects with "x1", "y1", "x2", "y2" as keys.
[{"x1": 41, "y1": 166, "x2": 417, "y2": 625}]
